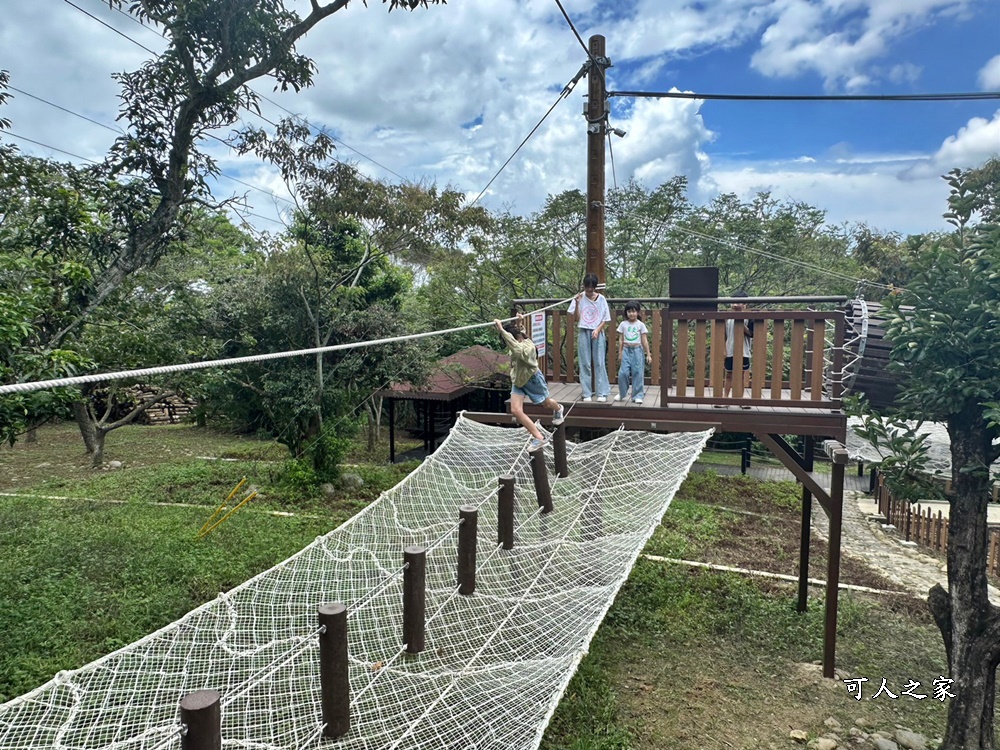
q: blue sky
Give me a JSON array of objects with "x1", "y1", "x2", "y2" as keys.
[{"x1": 1, "y1": 0, "x2": 998, "y2": 238}]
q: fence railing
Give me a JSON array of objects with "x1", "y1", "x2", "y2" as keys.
[
  {"x1": 874, "y1": 472, "x2": 1000, "y2": 579},
  {"x1": 514, "y1": 297, "x2": 845, "y2": 408}
]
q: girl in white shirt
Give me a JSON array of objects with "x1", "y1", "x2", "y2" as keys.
[{"x1": 567, "y1": 273, "x2": 611, "y2": 401}]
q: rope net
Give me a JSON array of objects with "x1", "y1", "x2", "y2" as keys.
[{"x1": 0, "y1": 416, "x2": 711, "y2": 750}]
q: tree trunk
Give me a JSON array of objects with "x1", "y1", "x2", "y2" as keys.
[
  {"x1": 931, "y1": 404, "x2": 1000, "y2": 749},
  {"x1": 72, "y1": 401, "x2": 99, "y2": 456}
]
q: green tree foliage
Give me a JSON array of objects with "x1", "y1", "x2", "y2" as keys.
[
  {"x1": 876, "y1": 159, "x2": 1000, "y2": 750},
  {"x1": 208, "y1": 213, "x2": 427, "y2": 478},
  {"x1": 68, "y1": 211, "x2": 261, "y2": 466},
  {"x1": 92, "y1": 0, "x2": 446, "y2": 319}
]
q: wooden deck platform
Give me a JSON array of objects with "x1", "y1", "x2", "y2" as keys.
[{"x1": 513, "y1": 382, "x2": 847, "y2": 441}]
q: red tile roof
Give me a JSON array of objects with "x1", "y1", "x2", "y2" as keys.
[{"x1": 376, "y1": 345, "x2": 510, "y2": 401}]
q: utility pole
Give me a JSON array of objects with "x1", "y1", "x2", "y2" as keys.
[{"x1": 585, "y1": 35, "x2": 610, "y2": 288}]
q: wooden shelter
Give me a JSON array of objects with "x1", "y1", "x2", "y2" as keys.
[
  {"x1": 465, "y1": 295, "x2": 851, "y2": 679},
  {"x1": 376, "y1": 345, "x2": 510, "y2": 463}
]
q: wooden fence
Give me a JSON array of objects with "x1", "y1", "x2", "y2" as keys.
[
  {"x1": 875, "y1": 472, "x2": 1000, "y2": 579},
  {"x1": 522, "y1": 301, "x2": 845, "y2": 408}
]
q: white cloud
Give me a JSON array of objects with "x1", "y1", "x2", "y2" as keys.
[
  {"x1": 902, "y1": 110, "x2": 1000, "y2": 178},
  {"x1": 711, "y1": 162, "x2": 952, "y2": 233},
  {"x1": 751, "y1": 0, "x2": 972, "y2": 90},
  {"x1": 980, "y1": 55, "x2": 1000, "y2": 90}
]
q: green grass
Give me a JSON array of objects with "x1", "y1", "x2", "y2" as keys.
[{"x1": 0, "y1": 423, "x2": 953, "y2": 748}]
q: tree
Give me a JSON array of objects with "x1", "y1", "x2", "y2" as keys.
[
  {"x1": 879, "y1": 159, "x2": 1000, "y2": 749},
  {"x1": 209, "y1": 213, "x2": 427, "y2": 476},
  {"x1": 68, "y1": 211, "x2": 259, "y2": 466},
  {"x1": 91, "y1": 0, "x2": 446, "y2": 319}
]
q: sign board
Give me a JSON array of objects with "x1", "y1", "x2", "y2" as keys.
[{"x1": 531, "y1": 311, "x2": 546, "y2": 358}]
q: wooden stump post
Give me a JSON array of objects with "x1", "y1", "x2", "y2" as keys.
[
  {"x1": 180, "y1": 690, "x2": 221, "y2": 750},
  {"x1": 403, "y1": 546, "x2": 426, "y2": 654},
  {"x1": 318, "y1": 603, "x2": 350, "y2": 738},
  {"x1": 457, "y1": 506, "x2": 477, "y2": 595}
]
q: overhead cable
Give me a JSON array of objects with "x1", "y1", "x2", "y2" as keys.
[{"x1": 610, "y1": 90, "x2": 1000, "y2": 102}]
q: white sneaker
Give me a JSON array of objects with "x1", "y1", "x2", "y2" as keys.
[
  {"x1": 634, "y1": 397, "x2": 643, "y2": 404},
  {"x1": 528, "y1": 436, "x2": 548, "y2": 451},
  {"x1": 613, "y1": 394, "x2": 623, "y2": 401},
  {"x1": 552, "y1": 406, "x2": 565, "y2": 425},
  {"x1": 583, "y1": 397, "x2": 593, "y2": 402},
  {"x1": 597, "y1": 396, "x2": 607, "y2": 402}
]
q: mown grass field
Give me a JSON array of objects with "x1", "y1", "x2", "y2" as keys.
[{"x1": 0, "y1": 424, "x2": 950, "y2": 748}]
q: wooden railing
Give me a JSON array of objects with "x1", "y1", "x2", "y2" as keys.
[
  {"x1": 514, "y1": 297, "x2": 845, "y2": 409},
  {"x1": 663, "y1": 310, "x2": 845, "y2": 408}
]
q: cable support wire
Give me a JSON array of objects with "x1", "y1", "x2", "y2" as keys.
[
  {"x1": 0, "y1": 297, "x2": 574, "y2": 396},
  {"x1": 609, "y1": 89, "x2": 1000, "y2": 102},
  {"x1": 670, "y1": 224, "x2": 894, "y2": 290},
  {"x1": 470, "y1": 69, "x2": 586, "y2": 207},
  {"x1": 552, "y1": 0, "x2": 607, "y2": 87},
  {"x1": 219, "y1": 626, "x2": 323, "y2": 709}
]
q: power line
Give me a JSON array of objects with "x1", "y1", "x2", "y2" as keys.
[
  {"x1": 3, "y1": 131, "x2": 100, "y2": 164},
  {"x1": 609, "y1": 90, "x2": 1000, "y2": 102},
  {"x1": 62, "y1": 0, "x2": 159, "y2": 55},
  {"x1": 7, "y1": 86, "x2": 123, "y2": 134},
  {"x1": 70, "y1": 0, "x2": 404, "y2": 185}
]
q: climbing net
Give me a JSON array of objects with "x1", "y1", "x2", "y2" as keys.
[{"x1": 0, "y1": 417, "x2": 711, "y2": 750}]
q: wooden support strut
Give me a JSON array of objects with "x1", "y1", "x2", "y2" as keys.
[
  {"x1": 823, "y1": 446, "x2": 848, "y2": 679},
  {"x1": 755, "y1": 433, "x2": 832, "y2": 514}
]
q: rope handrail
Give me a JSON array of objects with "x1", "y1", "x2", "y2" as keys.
[{"x1": 0, "y1": 299, "x2": 573, "y2": 396}]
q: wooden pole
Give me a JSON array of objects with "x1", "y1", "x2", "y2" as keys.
[
  {"x1": 179, "y1": 690, "x2": 221, "y2": 750},
  {"x1": 823, "y1": 447, "x2": 848, "y2": 678},
  {"x1": 531, "y1": 448, "x2": 553, "y2": 514},
  {"x1": 585, "y1": 35, "x2": 608, "y2": 287},
  {"x1": 388, "y1": 399, "x2": 396, "y2": 464},
  {"x1": 457, "y1": 506, "x2": 477, "y2": 595},
  {"x1": 553, "y1": 424, "x2": 569, "y2": 478},
  {"x1": 317, "y1": 603, "x2": 350, "y2": 738},
  {"x1": 796, "y1": 436, "x2": 814, "y2": 613},
  {"x1": 403, "y1": 546, "x2": 426, "y2": 654},
  {"x1": 498, "y1": 475, "x2": 515, "y2": 549}
]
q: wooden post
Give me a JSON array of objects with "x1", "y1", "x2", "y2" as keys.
[
  {"x1": 823, "y1": 447, "x2": 848, "y2": 679},
  {"x1": 457, "y1": 506, "x2": 477, "y2": 595},
  {"x1": 531, "y1": 447, "x2": 553, "y2": 514},
  {"x1": 180, "y1": 690, "x2": 221, "y2": 750},
  {"x1": 388, "y1": 399, "x2": 396, "y2": 464},
  {"x1": 403, "y1": 546, "x2": 426, "y2": 654},
  {"x1": 553, "y1": 423, "x2": 569, "y2": 478},
  {"x1": 498, "y1": 475, "x2": 515, "y2": 550},
  {"x1": 797, "y1": 436, "x2": 814, "y2": 613},
  {"x1": 585, "y1": 34, "x2": 607, "y2": 287},
  {"x1": 318, "y1": 603, "x2": 350, "y2": 739}
]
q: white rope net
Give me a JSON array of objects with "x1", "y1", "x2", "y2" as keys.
[{"x1": 0, "y1": 416, "x2": 711, "y2": 750}]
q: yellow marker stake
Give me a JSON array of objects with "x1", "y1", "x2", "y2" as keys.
[
  {"x1": 198, "y1": 490, "x2": 258, "y2": 539},
  {"x1": 198, "y1": 477, "x2": 248, "y2": 539}
]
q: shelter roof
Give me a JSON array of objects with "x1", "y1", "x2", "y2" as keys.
[{"x1": 376, "y1": 345, "x2": 509, "y2": 402}]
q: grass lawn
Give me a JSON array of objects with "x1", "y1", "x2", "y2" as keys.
[{"x1": 0, "y1": 424, "x2": 951, "y2": 748}]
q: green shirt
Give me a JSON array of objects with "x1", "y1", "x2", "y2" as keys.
[{"x1": 499, "y1": 329, "x2": 539, "y2": 388}]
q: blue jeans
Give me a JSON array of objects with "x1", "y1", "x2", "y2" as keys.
[
  {"x1": 618, "y1": 346, "x2": 645, "y2": 400},
  {"x1": 578, "y1": 329, "x2": 609, "y2": 398}
]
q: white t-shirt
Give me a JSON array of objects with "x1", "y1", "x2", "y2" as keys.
[
  {"x1": 616, "y1": 319, "x2": 648, "y2": 346},
  {"x1": 567, "y1": 293, "x2": 611, "y2": 331},
  {"x1": 725, "y1": 318, "x2": 751, "y2": 358}
]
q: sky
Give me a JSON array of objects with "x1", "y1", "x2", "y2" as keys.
[{"x1": 1, "y1": 0, "x2": 999, "y2": 238}]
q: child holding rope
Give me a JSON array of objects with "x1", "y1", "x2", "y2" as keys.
[
  {"x1": 495, "y1": 315, "x2": 564, "y2": 451},
  {"x1": 614, "y1": 300, "x2": 652, "y2": 404}
]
